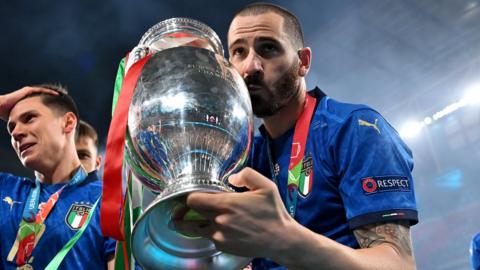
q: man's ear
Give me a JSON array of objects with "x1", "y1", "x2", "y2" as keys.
[
  {"x1": 297, "y1": 47, "x2": 312, "y2": 77},
  {"x1": 63, "y1": 112, "x2": 77, "y2": 134},
  {"x1": 95, "y1": 155, "x2": 102, "y2": 170}
]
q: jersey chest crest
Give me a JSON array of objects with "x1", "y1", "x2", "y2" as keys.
[
  {"x1": 65, "y1": 203, "x2": 92, "y2": 230},
  {"x1": 299, "y1": 154, "x2": 314, "y2": 197}
]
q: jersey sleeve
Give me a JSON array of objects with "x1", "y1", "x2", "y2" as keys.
[
  {"x1": 331, "y1": 109, "x2": 418, "y2": 229},
  {"x1": 104, "y1": 236, "x2": 117, "y2": 257},
  {"x1": 472, "y1": 233, "x2": 480, "y2": 270}
]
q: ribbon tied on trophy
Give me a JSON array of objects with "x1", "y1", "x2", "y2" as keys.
[{"x1": 101, "y1": 18, "x2": 253, "y2": 270}]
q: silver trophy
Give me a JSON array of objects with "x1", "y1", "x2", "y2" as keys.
[{"x1": 126, "y1": 18, "x2": 253, "y2": 270}]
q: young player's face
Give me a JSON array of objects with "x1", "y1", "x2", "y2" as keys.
[
  {"x1": 228, "y1": 12, "x2": 301, "y2": 117},
  {"x1": 7, "y1": 96, "x2": 68, "y2": 170},
  {"x1": 76, "y1": 136, "x2": 101, "y2": 173}
]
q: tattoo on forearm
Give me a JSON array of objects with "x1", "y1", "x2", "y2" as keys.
[{"x1": 353, "y1": 221, "x2": 413, "y2": 256}]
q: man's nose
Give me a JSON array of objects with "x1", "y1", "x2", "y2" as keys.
[
  {"x1": 242, "y1": 52, "x2": 263, "y2": 78},
  {"x1": 11, "y1": 124, "x2": 26, "y2": 143}
]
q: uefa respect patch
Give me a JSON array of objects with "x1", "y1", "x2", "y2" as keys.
[{"x1": 361, "y1": 176, "x2": 411, "y2": 194}]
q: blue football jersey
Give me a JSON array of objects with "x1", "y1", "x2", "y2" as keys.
[
  {"x1": 472, "y1": 233, "x2": 480, "y2": 270},
  {"x1": 249, "y1": 88, "x2": 418, "y2": 269},
  {"x1": 0, "y1": 171, "x2": 116, "y2": 270}
]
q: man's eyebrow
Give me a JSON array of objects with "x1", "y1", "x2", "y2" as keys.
[
  {"x1": 228, "y1": 38, "x2": 247, "y2": 50},
  {"x1": 77, "y1": 149, "x2": 91, "y2": 155},
  {"x1": 255, "y1": 36, "x2": 280, "y2": 43}
]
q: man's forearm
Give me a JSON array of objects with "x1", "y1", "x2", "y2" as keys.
[{"x1": 270, "y1": 221, "x2": 415, "y2": 270}]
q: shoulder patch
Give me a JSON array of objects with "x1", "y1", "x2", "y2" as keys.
[{"x1": 361, "y1": 176, "x2": 411, "y2": 195}]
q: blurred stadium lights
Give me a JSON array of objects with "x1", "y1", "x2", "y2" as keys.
[
  {"x1": 462, "y1": 84, "x2": 480, "y2": 105},
  {"x1": 436, "y1": 169, "x2": 463, "y2": 188},
  {"x1": 399, "y1": 121, "x2": 425, "y2": 139},
  {"x1": 399, "y1": 84, "x2": 480, "y2": 139}
]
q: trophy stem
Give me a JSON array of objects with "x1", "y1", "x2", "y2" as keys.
[{"x1": 132, "y1": 184, "x2": 250, "y2": 270}]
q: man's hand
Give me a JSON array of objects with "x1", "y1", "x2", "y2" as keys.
[
  {"x1": 176, "y1": 167, "x2": 295, "y2": 259},
  {"x1": 0, "y1": 86, "x2": 58, "y2": 121}
]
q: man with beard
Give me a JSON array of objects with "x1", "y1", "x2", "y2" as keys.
[
  {"x1": 178, "y1": 3, "x2": 418, "y2": 270},
  {"x1": 0, "y1": 85, "x2": 115, "y2": 269}
]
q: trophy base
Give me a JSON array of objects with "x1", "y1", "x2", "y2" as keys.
[{"x1": 131, "y1": 178, "x2": 251, "y2": 270}]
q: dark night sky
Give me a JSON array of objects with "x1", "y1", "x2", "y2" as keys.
[
  {"x1": 1, "y1": 1, "x2": 480, "y2": 269},
  {"x1": 0, "y1": 0, "x2": 263, "y2": 175}
]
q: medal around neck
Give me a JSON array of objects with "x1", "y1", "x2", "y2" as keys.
[{"x1": 127, "y1": 18, "x2": 253, "y2": 270}]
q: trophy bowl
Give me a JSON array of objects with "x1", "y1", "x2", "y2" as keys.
[{"x1": 127, "y1": 18, "x2": 253, "y2": 270}]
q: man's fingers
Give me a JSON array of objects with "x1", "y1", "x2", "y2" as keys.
[
  {"x1": 0, "y1": 86, "x2": 60, "y2": 121},
  {"x1": 172, "y1": 220, "x2": 228, "y2": 251},
  {"x1": 186, "y1": 192, "x2": 228, "y2": 213},
  {"x1": 185, "y1": 169, "x2": 276, "y2": 213},
  {"x1": 228, "y1": 167, "x2": 274, "y2": 191},
  {"x1": 22, "y1": 86, "x2": 59, "y2": 96},
  {"x1": 172, "y1": 220, "x2": 217, "y2": 239}
]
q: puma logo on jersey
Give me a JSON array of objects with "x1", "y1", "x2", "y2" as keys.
[
  {"x1": 3, "y1": 196, "x2": 22, "y2": 211},
  {"x1": 358, "y1": 118, "x2": 381, "y2": 134}
]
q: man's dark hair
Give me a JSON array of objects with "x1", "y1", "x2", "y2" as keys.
[
  {"x1": 232, "y1": 2, "x2": 304, "y2": 49},
  {"x1": 77, "y1": 120, "x2": 99, "y2": 149},
  {"x1": 20, "y1": 83, "x2": 80, "y2": 136}
]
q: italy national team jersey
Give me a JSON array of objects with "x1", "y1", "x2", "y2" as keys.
[
  {"x1": 472, "y1": 233, "x2": 480, "y2": 270},
  {"x1": 249, "y1": 88, "x2": 418, "y2": 269},
  {"x1": 0, "y1": 171, "x2": 116, "y2": 270}
]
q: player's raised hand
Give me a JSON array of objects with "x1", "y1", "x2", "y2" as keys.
[{"x1": 0, "y1": 86, "x2": 58, "y2": 121}]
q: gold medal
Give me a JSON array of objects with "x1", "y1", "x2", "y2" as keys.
[{"x1": 16, "y1": 264, "x2": 33, "y2": 270}]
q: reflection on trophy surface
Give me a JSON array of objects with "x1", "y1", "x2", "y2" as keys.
[{"x1": 126, "y1": 18, "x2": 253, "y2": 270}]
